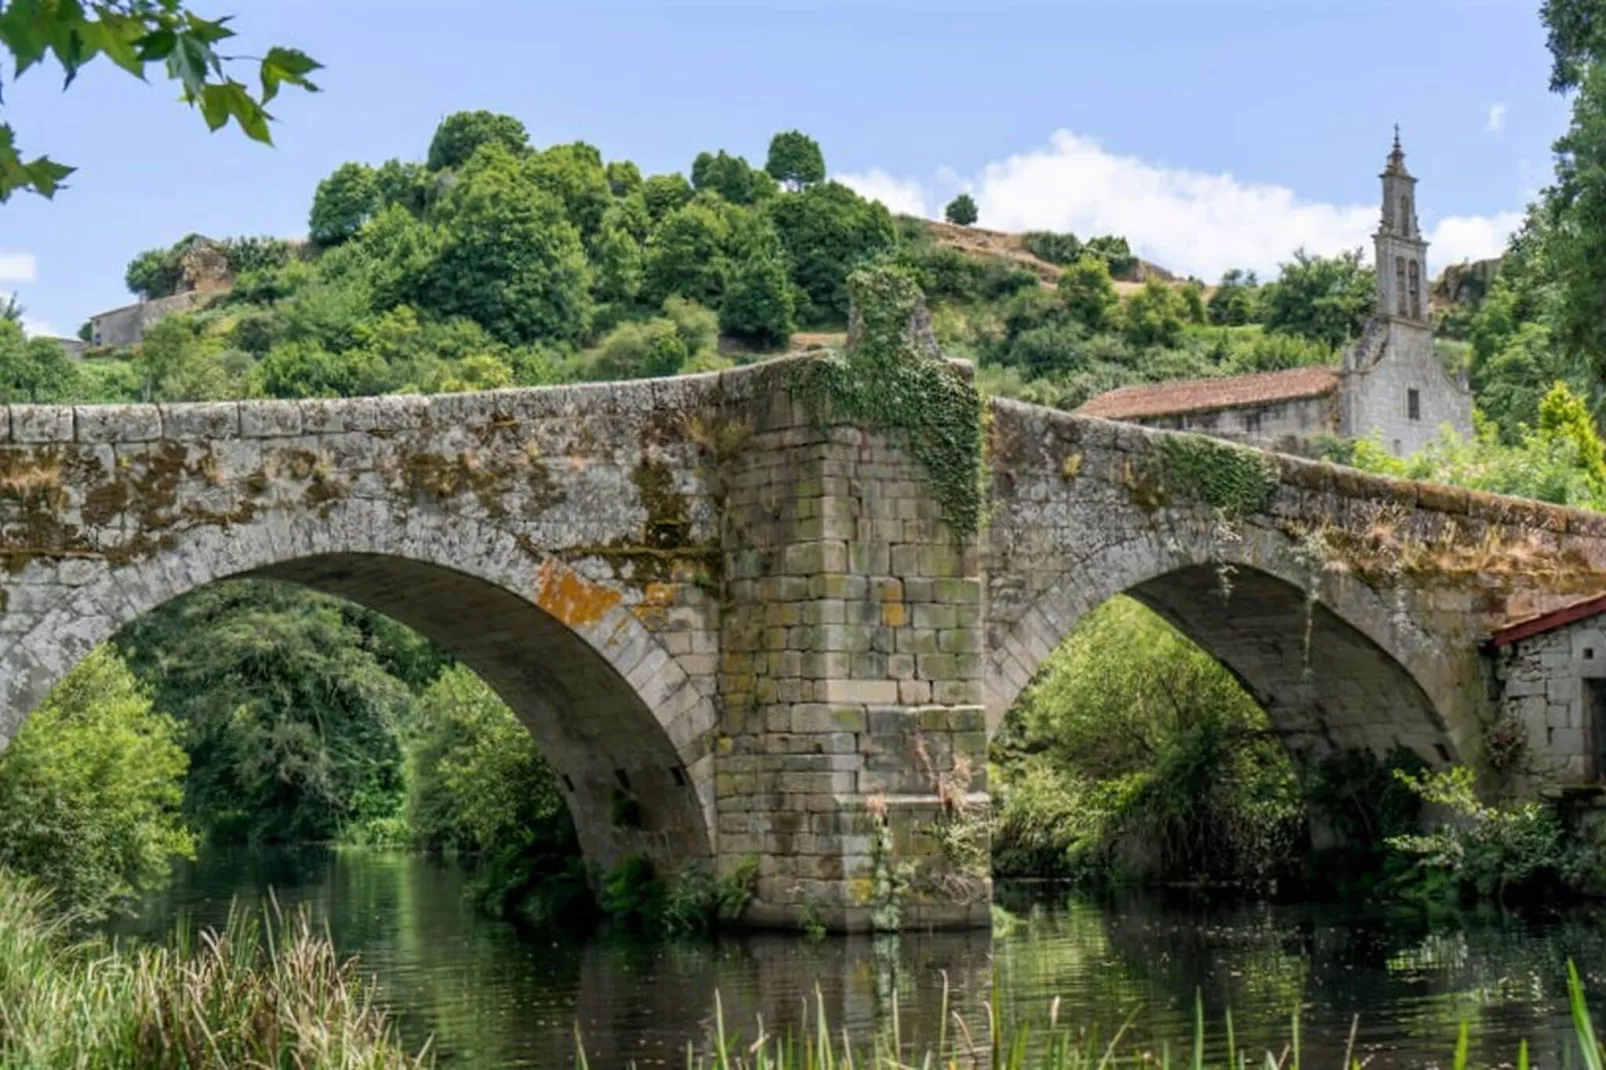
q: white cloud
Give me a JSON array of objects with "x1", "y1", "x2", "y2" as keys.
[
  {"x1": 0, "y1": 251, "x2": 36, "y2": 285},
  {"x1": 1430, "y1": 211, "x2": 1523, "y2": 265},
  {"x1": 833, "y1": 168, "x2": 929, "y2": 219},
  {"x1": 20, "y1": 316, "x2": 59, "y2": 339},
  {"x1": 855, "y1": 129, "x2": 1523, "y2": 279},
  {"x1": 1487, "y1": 103, "x2": 1508, "y2": 134}
]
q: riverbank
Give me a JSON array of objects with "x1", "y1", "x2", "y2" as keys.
[{"x1": 0, "y1": 869, "x2": 429, "y2": 1067}]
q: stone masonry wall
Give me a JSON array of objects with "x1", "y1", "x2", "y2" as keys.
[{"x1": 1493, "y1": 625, "x2": 1606, "y2": 787}]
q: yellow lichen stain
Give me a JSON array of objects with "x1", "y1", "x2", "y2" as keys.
[
  {"x1": 629, "y1": 581, "x2": 678, "y2": 628},
  {"x1": 534, "y1": 559, "x2": 622, "y2": 628}
]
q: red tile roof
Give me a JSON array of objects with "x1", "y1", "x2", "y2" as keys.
[
  {"x1": 1488, "y1": 593, "x2": 1606, "y2": 648},
  {"x1": 1075, "y1": 366, "x2": 1340, "y2": 421}
]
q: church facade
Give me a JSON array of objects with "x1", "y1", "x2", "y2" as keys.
[{"x1": 1078, "y1": 133, "x2": 1473, "y2": 457}]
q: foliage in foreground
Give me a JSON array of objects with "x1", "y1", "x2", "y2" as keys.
[
  {"x1": 0, "y1": 870, "x2": 428, "y2": 1067},
  {"x1": 580, "y1": 966, "x2": 1606, "y2": 1070},
  {"x1": 0, "y1": 648, "x2": 193, "y2": 920}
]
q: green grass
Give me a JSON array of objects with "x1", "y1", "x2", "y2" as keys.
[
  {"x1": 0, "y1": 870, "x2": 430, "y2": 1067},
  {"x1": 580, "y1": 966, "x2": 1606, "y2": 1070}
]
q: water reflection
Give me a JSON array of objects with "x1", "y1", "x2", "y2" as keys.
[{"x1": 111, "y1": 850, "x2": 1606, "y2": 1068}]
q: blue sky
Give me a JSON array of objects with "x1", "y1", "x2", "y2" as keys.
[{"x1": 0, "y1": 0, "x2": 1573, "y2": 339}]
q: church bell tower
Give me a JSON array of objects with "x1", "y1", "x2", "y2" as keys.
[{"x1": 1374, "y1": 126, "x2": 1429, "y2": 323}]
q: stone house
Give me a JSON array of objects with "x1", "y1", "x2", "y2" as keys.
[
  {"x1": 86, "y1": 237, "x2": 234, "y2": 348},
  {"x1": 1488, "y1": 596, "x2": 1606, "y2": 790},
  {"x1": 1078, "y1": 132, "x2": 1473, "y2": 457}
]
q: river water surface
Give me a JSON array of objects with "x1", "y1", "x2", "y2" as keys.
[{"x1": 110, "y1": 848, "x2": 1606, "y2": 1068}]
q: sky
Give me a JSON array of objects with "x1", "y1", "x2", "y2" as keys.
[{"x1": 0, "y1": 0, "x2": 1575, "y2": 340}]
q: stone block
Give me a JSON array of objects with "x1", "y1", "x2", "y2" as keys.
[
  {"x1": 161, "y1": 402, "x2": 240, "y2": 440},
  {"x1": 240, "y1": 400, "x2": 304, "y2": 437},
  {"x1": 75, "y1": 405, "x2": 162, "y2": 443},
  {"x1": 11, "y1": 406, "x2": 73, "y2": 443}
]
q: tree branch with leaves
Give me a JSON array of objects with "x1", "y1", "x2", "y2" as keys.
[{"x1": 0, "y1": 0, "x2": 319, "y2": 201}]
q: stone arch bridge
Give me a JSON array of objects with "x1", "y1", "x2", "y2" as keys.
[{"x1": 2, "y1": 355, "x2": 1602, "y2": 929}]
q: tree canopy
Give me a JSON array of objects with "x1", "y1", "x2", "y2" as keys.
[{"x1": 0, "y1": 0, "x2": 318, "y2": 201}]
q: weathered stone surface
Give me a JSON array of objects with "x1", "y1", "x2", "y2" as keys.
[{"x1": 0, "y1": 355, "x2": 1599, "y2": 930}]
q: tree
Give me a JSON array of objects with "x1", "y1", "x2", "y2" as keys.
[
  {"x1": 124, "y1": 241, "x2": 188, "y2": 300},
  {"x1": 425, "y1": 110, "x2": 530, "y2": 171},
  {"x1": 1123, "y1": 277, "x2": 1189, "y2": 348},
  {"x1": 642, "y1": 172, "x2": 694, "y2": 220},
  {"x1": 0, "y1": 648, "x2": 193, "y2": 918},
  {"x1": 1208, "y1": 268, "x2": 1262, "y2": 326},
  {"x1": 766, "y1": 181, "x2": 896, "y2": 323},
  {"x1": 526, "y1": 141, "x2": 613, "y2": 242},
  {"x1": 764, "y1": 130, "x2": 825, "y2": 190},
  {"x1": 691, "y1": 149, "x2": 768, "y2": 204},
  {"x1": 0, "y1": 319, "x2": 77, "y2": 401},
  {"x1": 1264, "y1": 248, "x2": 1375, "y2": 348},
  {"x1": 116, "y1": 581, "x2": 411, "y2": 845},
  {"x1": 945, "y1": 193, "x2": 979, "y2": 226},
  {"x1": 309, "y1": 162, "x2": 382, "y2": 246},
  {"x1": 425, "y1": 146, "x2": 593, "y2": 345},
  {"x1": 133, "y1": 316, "x2": 239, "y2": 401},
  {"x1": 589, "y1": 209, "x2": 645, "y2": 309},
  {"x1": 642, "y1": 200, "x2": 731, "y2": 306},
  {"x1": 0, "y1": 292, "x2": 19, "y2": 322},
  {"x1": 719, "y1": 252, "x2": 796, "y2": 349},
  {"x1": 585, "y1": 318, "x2": 689, "y2": 380},
  {"x1": 1057, "y1": 255, "x2": 1121, "y2": 332},
  {"x1": 606, "y1": 159, "x2": 643, "y2": 197},
  {"x1": 0, "y1": 2, "x2": 319, "y2": 201}
]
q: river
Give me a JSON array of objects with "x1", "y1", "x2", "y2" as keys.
[{"x1": 108, "y1": 848, "x2": 1606, "y2": 1068}]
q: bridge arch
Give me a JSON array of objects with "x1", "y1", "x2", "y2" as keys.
[
  {"x1": 0, "y1": 501, "x2": 717, "y2": 874},
  {"x1": 984, "y1": 521, "x2": 1474, "y2": 770}
]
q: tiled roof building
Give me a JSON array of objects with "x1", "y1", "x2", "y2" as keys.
[{"x1": 1078, "y1": 131, "x2": 1473, "y2": 456}]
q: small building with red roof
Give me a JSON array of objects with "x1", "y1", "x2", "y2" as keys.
[{"x1": 1487, "y1": 594, "x2": 1606, "y2": 788}]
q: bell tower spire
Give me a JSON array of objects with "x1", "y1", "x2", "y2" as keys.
[{"x1": 1375, "y1": 127, "x2": 1427, "y2": 321}]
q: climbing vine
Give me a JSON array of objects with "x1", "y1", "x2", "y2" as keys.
[
  {"x1": 1145, "y1": 434, "x2": 1279, "y2": 519},
  {"x1": 792, "y1": 267, "x2": 985, "y2": 536}
]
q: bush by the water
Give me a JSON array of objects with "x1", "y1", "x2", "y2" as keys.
[
  {"x1": 0, "y1": 870, "x2": 429, "y2": 1067},
  {"x1": 0, "y1": 649, "x2": 193, "y2": 920},
  {"x1": 990, "y1": 597, "x2": 1304, "y2": 885}
]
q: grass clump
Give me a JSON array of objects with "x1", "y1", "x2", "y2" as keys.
[{"x1": 0, "y1": 870, "x2": 430, "y2": 1068}]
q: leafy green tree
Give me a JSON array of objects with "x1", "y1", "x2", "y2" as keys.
[
  {"x1": 0, "y1": 292, "x2": 19, "y2": 322},
  {"x1": 406, "y1": 666, "x2": 584, "y2": 922},
  {"x1": 116, "y1": 582, "x2": 411, "y2": 845},
  {"x1": 0, "y1": 1, "x2": 319, "y2": 201},
  {"x1": 124, "y1": 242, "x2": 188, "y2": 300},
  {"x1": 373, "y1": 158, "x2": 430, "y2": 216},
  {"x1": 992, "y1": 597, "x2": 1301, "y2": 882},
  {"x1": 309, "y1": 162, "x2": 382, "y2": 246},
  {"x1": 256, "y1": 338, "x2": 389, "y2": 398},
  {"x1": 1208, "y1": 268, "x2": 1262, "y2": 325},
  {"x1": 641, "y1": 172, "x2": 694, "y2": 220},
  {"x1": 642, "y1": 200, "x2": 731, "y2": 306},
  {"x1": 1057, "y1": 254, "x2": 1121, "y2": 332},
  {"x1": 766, "y1": 181, "x2": 896, "y2": 323},
  {"x1": 426, "y1": 146, "x2": 593, "y2": 345},
  {"x1": 1179, "y1": 279, "x2": 1207, "y2": 324},
  {"x1": 764, "y1": 130, "x2": 826, "y2": 190},
  {"x1": 944, "y1": 193, "x2": 979, "y2": 226},
  {"x1": 134, "y1": 317, "x2": 240, "y2": 402},
  {"x1": 589, "y1": 210, "x2": 645, "y2": 309},
  {"x1": 425, "y1": 109, "x2": 529, "y2": 171},
  {"x1": 584, "y1": 318, "x2": 689, "y2": 380},
  {"x1": 606, "y1": 159, "x2": 643, "y2": 197},
  {"x1": 527, "y1": 141, "x2": 613, "y2": 241},
  {"x1": 719, "y1": 252, "x2": 796, "y2": 349},
  {"x1": 1263, "y1": 248, "x2": 1375, "y2": 348},
  {"x1": 1084, "y1": 234, "x2": 1137, "y2": 276},
  {"x1": 0, "y1": 648, "x2": 193, "y2": 918},
  {"x1": 0, "y1": 320, "x2": 78, "y2": 402},
  {"x1": 691, "y1": 149, "x2": 771, "y2": 204},
  {"x1": 1123, "y1": 277, "x2": 1189, "y2": 348}
]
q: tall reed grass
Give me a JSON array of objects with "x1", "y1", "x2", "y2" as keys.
[
  {"x1": 579, "y1": 966, "x2": 1606, "y2": 1070},
  {"x1": 0, "y1": 871, "x2": 430, "y2": 1067}
]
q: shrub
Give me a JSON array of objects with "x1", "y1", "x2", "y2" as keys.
[
  {"x1": 0, "y1": 649, "x2": 193, "y2": 920},
  {"x1": 944, "y1": 193, "x2": 979, "y2": 226}
]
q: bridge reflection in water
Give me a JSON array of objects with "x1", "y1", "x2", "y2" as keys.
[{"x1": 112, "y1": 847, "x2": 1606, "y2": 1069}]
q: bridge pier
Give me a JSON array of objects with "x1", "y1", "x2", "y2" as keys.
[{"x1": 715, "y1": 370, "x2": 992, "y2": 931}]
